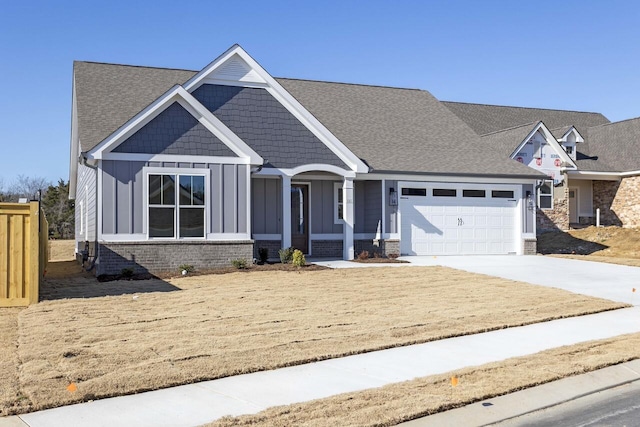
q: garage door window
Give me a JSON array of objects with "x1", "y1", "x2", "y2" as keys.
[
  {"x1": 538, "y1": 180, "x2": 553, "y2": 210},
  {"x1": 433, "y1": 188, "x2": 457, "y2": 197},
  {"x1": 401, "y1": 188, "x2": 427, "y2": 196},
  {"x1": 491, "y1": 190, "x2": 514, "y2": 198},
  {"x1": 462, "y1": 189, "x2": 486, "y2": 198}
]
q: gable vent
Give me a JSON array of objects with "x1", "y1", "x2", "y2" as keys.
[{"x1": 211, "y1": 55, "x2": 266, "y2": 83}]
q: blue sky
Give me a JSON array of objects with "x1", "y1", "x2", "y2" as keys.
[{"x1": 1, "y1": 0, "x2": 639, "y2": 187}]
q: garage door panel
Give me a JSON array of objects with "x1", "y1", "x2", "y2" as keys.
[{"x1": 400, "y1": 185, "x2": 518, "y2": 256}]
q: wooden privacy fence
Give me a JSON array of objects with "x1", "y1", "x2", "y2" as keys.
[{"x1": 0, "y1": 202, "x2": 48, "y2": 307}]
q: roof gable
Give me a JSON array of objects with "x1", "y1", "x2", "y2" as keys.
[
  {"x1": 509, "y1": 122, "x2": 576, "y2": 183},
  {"x1": 112, "y1": 102, "x2": 237, "y2": 157},
  {"x1": 87, "y1": 85, "x2": 263, "y2": 165}
]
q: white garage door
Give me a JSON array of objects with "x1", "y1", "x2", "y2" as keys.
[{"x1": 400, "y1": 184, "x2": 518, "y2": 255}]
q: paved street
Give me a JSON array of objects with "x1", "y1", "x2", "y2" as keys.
[{"x1": 494, "y1": 380, "x2": 640, "y2": 427}]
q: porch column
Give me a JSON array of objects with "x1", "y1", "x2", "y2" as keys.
[
  {"x1": 343, "y1": 177, "x2": 354, "y2": 260},
  {"x1": 282, "y1": 175, "x2": 292, "y2": 249}
]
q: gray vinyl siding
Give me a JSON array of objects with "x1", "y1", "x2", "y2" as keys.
[
  {"x1": 75, "y1": 160, "x2": 97, "y2": 242},
  {"x1": 102, "y1": 160, "x2": 145, "y2": 234},
  {"x1": 310, "y1": 180, "x2": 342, "y2": 234},
  {"x1": 355, "y1": 181, "x2": 382, "y2": 234},
  {"x1": 192, "y1": 84, "x2": 347, "y2": 169},
  {"x1": 252, "y1": 178, "x2": 282, "y2": 234},
  {"x1": 101, "y1": 160, "x2": 248, "y2": 236},
  {"x1": 385, "y1": 180, "x2": 398, "y2": 234},
  {"x1": 112, "y1": 102, "x2": 237, "y2": 157}
]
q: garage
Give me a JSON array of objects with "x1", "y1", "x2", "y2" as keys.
[{"x1": 399, "y1": 182, "x2": 519, "y2": 255}]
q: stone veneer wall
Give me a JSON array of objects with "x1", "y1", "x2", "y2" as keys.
[
  {"x1": 592, "y1": 180, "x2": 621, "y2": 226},
  {"x1": 354, "y1": 239, "x2": 401, "y2": 257},
  {"x1": 96, "y1": 241, "x2": 254, "y2": 276},
  {"x1": 592, "y1": 178, "x2": 640, "y2": 227},
  {"x1": 537, "y1": 184, "x2": 569, "y2": 232}
]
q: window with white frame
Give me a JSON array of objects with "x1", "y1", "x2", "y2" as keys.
[
  {"x1": 334, "y1": 182, "x2": 344, "y2": 224},
  {"x1": 148, "y1": 173, "x2": 206, "y2": 238},
  {"x1": 538, "y1": 180, "x2": 553, "y2": 210}
]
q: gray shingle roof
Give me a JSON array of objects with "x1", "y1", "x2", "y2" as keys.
[
  {"x1": 479, "y1": 122, "x2": 539, "y2": 158},
  {"x1": 278, "y1": 79, "x2": 540, "y2": 177},
  {"x1": 577, "y1": 118, "x2": 640, "y2": 172},
  {"x1": 443, "y1": 101, "x2": 610, "y2": 136},
  {"x1": 73, "y1": 61, "x2": 542, "y2": 177},
  {"x1": 74, "y1": 61, "x2": 197, "y2": 152}
]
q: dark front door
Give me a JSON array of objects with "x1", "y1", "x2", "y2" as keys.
[{"x1": 291, "y1": 184, "x2": 309, "y2": 253}]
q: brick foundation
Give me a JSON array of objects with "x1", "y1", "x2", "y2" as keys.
[
  {"x1": 354, "y1": 239, "x2": 400, "y2": 257},
  {"x1": 96, "y1": 240, "x2": 254, "y2": 276},
  {"x1": 311, "y1": 240, "x2": 343, "y2": 257},
  {"x1": 253, "y1": 240, "x2": 282, "y2": 261}
]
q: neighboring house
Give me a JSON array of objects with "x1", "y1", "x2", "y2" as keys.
[
  {"x1": 443, "y1": 102, "x2": 640, "y2": 232},
  {"x1": 70, "y1": 45, "x2": 551, "y2": 275}
]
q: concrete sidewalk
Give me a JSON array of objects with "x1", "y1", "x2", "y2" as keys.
[{"x1": 4, "y1": 306, "x2": 640, "y2": 427}]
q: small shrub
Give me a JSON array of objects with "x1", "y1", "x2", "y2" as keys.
[
  {"x1": 178, "y1": 264, "x2": 195, "y2": 273},
  {"x1": 258, "y1": 247, "x2": 269, "y2": 264},
  {"x1": 278, "y1": 247, "x2": 295, "y2": 264},
  {"x1": 387, "y1": 253, "x2": 399, "y2": 259},
  {"x1": 120, "y1": 267, "x2": 134, "y2": 278},
  {"x1": 372, "y1": 251, "x2": 382, "y2": 258},
  {"x1": 357, "y1": 250, "x2": 370, "y2": 260},
  {"x1": 231, "y1": 258, "x2": 248, "y2": 269},
  {"x1": 292, "y1": 249, "x2": 306, "y2": 267}
]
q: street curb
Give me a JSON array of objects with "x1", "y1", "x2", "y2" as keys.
[{"x1": 400, "y1": 359, "x2": 640, "y2": 427}]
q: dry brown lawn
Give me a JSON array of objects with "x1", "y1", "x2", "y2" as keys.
[
  {"x1": 210, "y1": 333, "x2": 640, "y2": 427},
  {"x1": 538, "y1": 226, "x2": 640, "y2": 267},
  {"x1": 0, "y1": 240, "x2": 628, "y2": 416}
]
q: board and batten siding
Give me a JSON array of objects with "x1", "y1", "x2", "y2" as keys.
[
  {"x1": 252, "y1": 178, "x2": 282, "y2": 234},
  {"x1": 101, "y1": 160, "x2": 248, "y2": 236},
  {"x1": 310, "y1": 180, "x2": 343, "y2": 234},
  {"x1": 354, "y1": 181, "x2": 382, "y2": 234}
]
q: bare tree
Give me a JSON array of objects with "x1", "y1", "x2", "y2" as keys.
[{"x1": 9, "y1": 175, "x2": 51, "y2": 200}]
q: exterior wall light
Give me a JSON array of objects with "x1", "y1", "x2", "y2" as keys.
[{"x1": 389, "y1": 187, "x2": 398, "y2": 206}]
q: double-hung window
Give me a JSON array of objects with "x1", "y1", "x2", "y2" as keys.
[
  {"x1": 538, "y1": 180, "x2": 553, "y2": 210},
  {"x1": 148, "y1": 173, "x2": 206, "y2": 238}
]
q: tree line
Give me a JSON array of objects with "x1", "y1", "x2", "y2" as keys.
[{"x1": 0, "y1": 175, "x2": 75, "y2": 239}]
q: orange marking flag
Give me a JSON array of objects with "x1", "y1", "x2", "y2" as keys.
[
  {"x1": 67, "y1": 383, "x2": 77, "y2": 393},
  {"x1": 451, "y1": 376, "x2": 459, "y2": 387}
]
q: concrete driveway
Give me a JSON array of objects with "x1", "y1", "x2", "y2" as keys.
[{"x1": 403, "y1": 255, "x2": 640, "y2": 306}]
